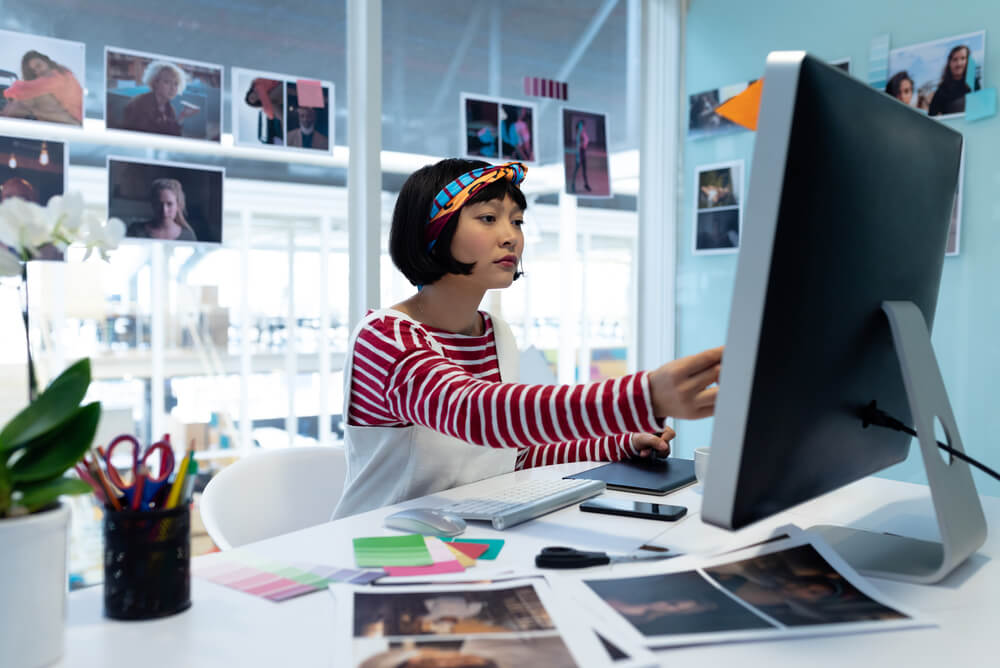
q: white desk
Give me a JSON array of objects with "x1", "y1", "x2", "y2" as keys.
[{"x1": 61, "y1": 463, "x2": 1000, "y2": 667}]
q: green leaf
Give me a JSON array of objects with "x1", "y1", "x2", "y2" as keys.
[
  {"x1": 17, "y1": 477, "x2": 92, "y2": 513},
  {"x1": 0, "y1": 358, "x2": 91, "y2": 452},
  {"x1": 9, "y1": 402, "x2": 101, "y2": 483}
]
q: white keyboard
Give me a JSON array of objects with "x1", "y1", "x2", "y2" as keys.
[{"x1": 442, "y1": 478, "x2": 606, "y2": 530}]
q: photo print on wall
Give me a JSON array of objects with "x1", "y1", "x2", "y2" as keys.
[
  {"x1": 460, "y1": 93, "x2": 539, "y2": 165},
  {"x1": 0, "y1": 29, "x2": 85, "y2": 127},
  {"x1": 561, "y1": 107, "x2": 612, "y2": 198},
  {"x1": 688, "y1": 80, "x2": 756, "y2": 140},
  {"x1": 108, "y1": 156, "x2": 224, "y2": 245},
  {"x1": 886, "y1": 30, "x2": 985, "y2": 117},
  {"x1": 693, "y1": 160, "x2": 743, "y2": 254},
  {"x1": 105, "y1": 47, "x2": 223, "y2": 142}
]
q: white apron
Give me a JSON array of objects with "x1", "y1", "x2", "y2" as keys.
[{"x1": 332, "y1": 308, "x2": 519, "y2": 518}]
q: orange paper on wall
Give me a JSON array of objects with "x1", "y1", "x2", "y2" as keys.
[{"x1": 715, "y1": 78, "x2": 763, "y2": 131}]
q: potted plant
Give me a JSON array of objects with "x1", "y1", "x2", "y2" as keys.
[{"x1": 0, "y1": 193, "x2": 125, "y2": 667}]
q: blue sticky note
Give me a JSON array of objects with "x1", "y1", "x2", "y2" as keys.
[
  {"x1": 966, "y1": 55, "x2": 977, "y2": 90},
  {"x1": 965, "y1": 88, "x2": 997, "y2": 122}
]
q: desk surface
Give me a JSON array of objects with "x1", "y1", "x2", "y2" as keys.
[{"x1": 61, "y1": 463, "x2": 1000, "y2": 667}]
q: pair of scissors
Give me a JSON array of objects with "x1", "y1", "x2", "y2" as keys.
[
  {"x1": 103, "y1": 434, "x2": 175, "y2": 510},
  {"x1": 535, "y1": 546, "x2": 679, "y2": 569}
]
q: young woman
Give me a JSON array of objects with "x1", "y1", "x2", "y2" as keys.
[
  {"x1": 126, "y1": 178, "x2": 197, "y2": 241},
  {"x1": 1, "y1": 50, "x2": 83, "y2": 125},
  {"x1": 928, "y1": 45, "x2": 977, "y2": 117},
  {"x1": 333, "y1": 158, "x2": 722, "y2": 517}
]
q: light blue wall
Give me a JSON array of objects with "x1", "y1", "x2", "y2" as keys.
[{"x1": 677, "y1": 0, "x2": 999, "y2": 494}]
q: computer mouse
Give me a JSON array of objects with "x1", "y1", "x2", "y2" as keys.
[{"x1": 383, "y1": 507, "x2": 467, "y2": 537}]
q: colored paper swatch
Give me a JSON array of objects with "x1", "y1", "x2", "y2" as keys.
[
  {"x1": 965, "y1": 88, "x2": 997, "y2": 122},
  {"x1": 424, "y1": 536, "x2": 460, "y2": 563},
  {"x1": 384, "y1": 560, "x2": 466, "y2": 577},
  {"x1": 296, "y1": 79, "x2": 324, "y2": 108},
  {"x1": 193, "y1": 557, "x2": 382, "y2": 602},
  {"x1": 444, "y1": 544, "x2": 476, "y2": 567},
  {"x1": 447, "y1": 541, "x2": 490, "y2": 560},
  {"x1": 353, "y1": 534, "x2": 433, "y2": 567},
  {"x1": 442, "y1": 537, "x2": 505, "y2": 560},
  {"x1": 715, "y1": 79, "x2": 763, "y2": 131}
]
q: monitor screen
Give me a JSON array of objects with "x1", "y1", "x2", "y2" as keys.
[{"x1": 701, "y1": 52, "x2": 963, "y2": 531}]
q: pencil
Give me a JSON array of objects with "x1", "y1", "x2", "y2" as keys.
[
  {"x1": 165, "y1": 449, "x2": 192, "y2": 510},
  {"x1": 86, "y1": 449, "x2": 122, "y2": 512}
]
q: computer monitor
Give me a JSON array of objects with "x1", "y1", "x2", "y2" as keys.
[{"x1": 701, "y1": 52, "x2": 986, "y2": 584}]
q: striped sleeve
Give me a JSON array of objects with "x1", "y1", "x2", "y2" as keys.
[
  {"x1": 367, "y1": 322, "x2": 662, "y2": 449},
  {"x1": 513, "y1": 433, "x2": 639, "y2": 470}
]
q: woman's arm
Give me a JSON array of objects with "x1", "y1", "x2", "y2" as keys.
[{"x1": 3, "y1": 76, "x2": 61, "y2": 100}]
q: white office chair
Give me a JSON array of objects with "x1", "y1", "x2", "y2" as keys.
[{"x1": 199, "y1": 445, "x2": 347, "y2": 551}]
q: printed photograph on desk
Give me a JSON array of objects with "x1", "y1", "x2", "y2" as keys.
[
  {"x1": 886, "y1": 30, "x2": 985, "y2": 118},
  {"x1": 0, "y1": 30, "x2": 85, "y2": 127},
  {"x1": 107, "y1": 156, "x2": 224, "y2": 244},
  {"x1": 687, "y1": 80, "x2": 755, "y2": 140},
  {"x1": 500, "y1": 101, "x2": 537, "y2": 163},
  {"x1": 461, "y1": 93, "x2": 500, "y2": 160},
  {"x1": 561, "y1": 107, "x2": 612, "y2": 198},
  {"x1": 332, "y1": 578, "x2": 614, "y2": 668},
  {"x1": 104, "y1": 46, "x2": 223, "y2": 142},
  {"x1": 693, "y1": 160, "x2": 742, "y2": 254},
  {"x1": 286, "y1": 80, "x2": 333, "y2": 152},
  {"x1": 565, "y1": 531, "x2": 925, "y2": 649}
]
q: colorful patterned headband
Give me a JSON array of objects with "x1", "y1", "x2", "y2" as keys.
[{"x1": 425, "y1": 162, "x2": 527, "y2": 250}]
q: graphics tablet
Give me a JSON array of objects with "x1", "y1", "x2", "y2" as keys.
[{"x1": 564, "y1": 457, "x2": 696, "y2": 495}]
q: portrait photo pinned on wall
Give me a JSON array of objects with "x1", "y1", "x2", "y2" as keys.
[
  {"x1": 286, "y1": 80, "x2": 332, "y2": 152},
  {"x1": 500, "y1": 102, "x2": 537, "y2": 163},
  {"x1": 694, "y1": 160, "x2": 743, "y2": 254},
  {"x1": 232, "y1": 68, "x2": 285, "y2": 147},
  {"x1": 104, "y1": 47, "x2": 223, "y2": 142},
  {"x1": 107, "y1": 157, "x2": 224, "y2": 245},
  {"x1": 0, "y1": 30, "x2": 85, "y2": 127},
  {"x1": 461, "y1": 93, "x2": 500, "y2": 160},
  {"x1": 561, "y1": 107, "x2": 612, "y2": 198},
  {"x1": 688, "y1": 80, "x2": 755, "y2": 140},
  {"x1": 886, "y1": 31, "x2": 985, "y2": 117},
  {"x1": 946, "y1": 145, "x2": 965, "y2": 256}
]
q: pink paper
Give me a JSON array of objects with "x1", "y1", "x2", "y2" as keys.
[
  {"x1": 296, "y1": 79, "x2": 324, "y2": 108},
  {"x1": 385, "y1": 560, "x2": 465, "y2": 577}
]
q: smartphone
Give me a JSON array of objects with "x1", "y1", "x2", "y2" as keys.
[{"x1": 579, "y1": 498, "x2": 687, "y2": 521}]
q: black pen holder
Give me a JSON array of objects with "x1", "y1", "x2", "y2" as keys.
[{"x1": 103, "y1": 505, "x2": 192, "y2": 620}]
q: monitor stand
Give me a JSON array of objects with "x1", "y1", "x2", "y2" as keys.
[{"x1": 810, "y1": 300, "x2": 987, "y2": 584}]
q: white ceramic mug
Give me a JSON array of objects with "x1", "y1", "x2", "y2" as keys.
[{"x1": 694, "y1": 447, "x2": 711, "y2": 484}]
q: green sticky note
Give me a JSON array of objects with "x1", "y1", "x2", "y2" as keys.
[
  {"x1": 353, "y1": 535, "x2": 433, "y2": 567},
  {"x1": 442, "y1": 537, "x2": 505, "y2": 560}
]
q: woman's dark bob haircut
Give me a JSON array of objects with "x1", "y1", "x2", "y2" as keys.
[{"x1": 390, "y1": 158, "x2": 528, "y2": 287}]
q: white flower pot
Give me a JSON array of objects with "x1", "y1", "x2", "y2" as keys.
[{"x1": 0, "y1": 502, "x2": 70, "y2": 668}]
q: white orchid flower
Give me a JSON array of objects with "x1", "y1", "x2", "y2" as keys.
[
  {"x1": 0, "y1": 197, "x2": 52, "y2": 253},
  {"x1": 82, "y1": 214, "x2": 126, "y2": 260},
  {"x1": 44, "y1": 192, "x2": 86, "y2": 236}
]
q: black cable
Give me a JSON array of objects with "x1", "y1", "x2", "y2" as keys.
[{"x1": 861, "y1": 400, "x2": 1000, "y2": 482}]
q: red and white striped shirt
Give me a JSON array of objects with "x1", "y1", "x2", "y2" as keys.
[{"x1": 347, "y1": 312, "x2": 662, "y2": 469}]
